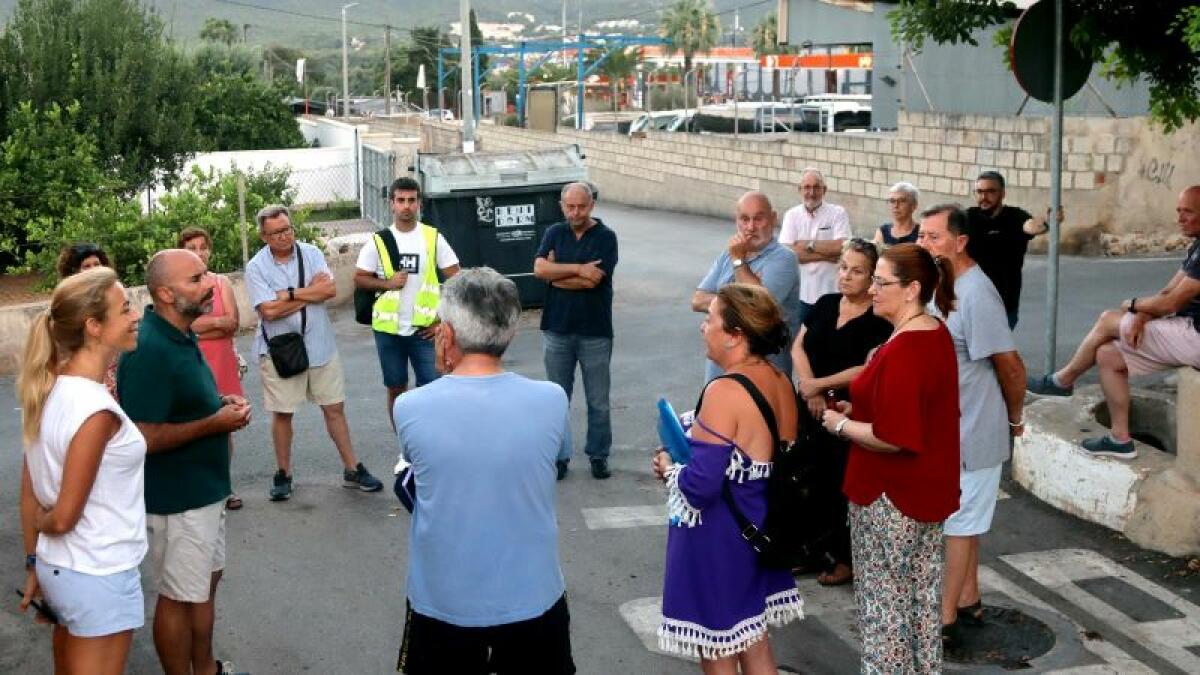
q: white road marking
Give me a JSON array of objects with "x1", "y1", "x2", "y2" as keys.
[
  {"x1": 583, "y1": 505, "x2": 665, "y2": 530},
  {"x1": 977, "y1": 566, "x2": 1152, "y2": 674},
  {"x1": 998, "y1": 488, "x2": 1011, "y2": 500},
  {"x1": 1003, "y1": 548, "x2": 1200, "y2": 673},
  {"x1": 618, "y1": 596, "x2": 697, "y2": 662}
]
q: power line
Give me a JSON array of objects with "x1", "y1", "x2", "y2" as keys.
[{"x1": 210, "y1": 0, "x2": 409, "y2": 32}]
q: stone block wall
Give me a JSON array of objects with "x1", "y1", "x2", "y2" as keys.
[{"x1": 420, "y1": 113, "x2": 1197, "y2": 253}]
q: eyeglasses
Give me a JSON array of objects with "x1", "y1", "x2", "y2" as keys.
[
  {"x1": 975, "y1": 188, "x2": 1000, "y2": 195},
  {"x1": 886, "y1": 198, "x2": 910, "y2": 205},
  {"x1": 845, "y1": 237, "x2": 875, "y2": 253},
  {"x1": 870, "y1": 276, "x2": 903, "y2": 288},
  {"x1": 265, "y1": 225, "x2": 293, "y2": 239}
]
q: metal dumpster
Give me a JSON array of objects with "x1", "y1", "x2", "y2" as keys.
[{"x1": 414, "y1": 145, "x2": 589, "y2": 307}]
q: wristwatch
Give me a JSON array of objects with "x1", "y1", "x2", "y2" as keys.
[
  {"x1": 1128, "y1": 297, "x2": 1137, "y2": 313},
  {"x1": 24, "y1": 553, "x2": 36, "y2": 571},
  {"x1": 806, "y1": 241, "x2": 817, "y2": 254},
  {"x1": 287, "y1": 286, "x2": 296, "y2": 301},
  {"x1": 731, "y1": 258, "x2": 745, "y2": 269}
]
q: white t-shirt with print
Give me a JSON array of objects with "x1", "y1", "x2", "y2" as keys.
[
  {"x1": 27, "y1": 376, "x2": 147, "y2": 575},
  {"x1": 356, "y1": 223, "x2": 460, "y2": 336}
]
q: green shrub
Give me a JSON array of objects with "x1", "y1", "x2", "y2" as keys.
[{"x1": 16, "y1": 164, "x2": 321, "y2": 287}]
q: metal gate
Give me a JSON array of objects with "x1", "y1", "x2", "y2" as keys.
[{"x1": 361, "y1": 143, "x2": 395, "y2": 228}]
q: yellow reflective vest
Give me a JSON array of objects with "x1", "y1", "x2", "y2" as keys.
[{"x1": 371, "y1": 224, "x2": 442, "y2": 334}]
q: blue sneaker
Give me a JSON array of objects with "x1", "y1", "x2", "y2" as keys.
[
  {"x1": 1027, "y1": 373, "x2": 1073, "y2": 396},
  {"x1": 269, "y1": 470, "x2": 292, "y2": 501},
  {"x1": 343, "y1": 463, "x2": 383, "y2": 492},
  {"x1": 1081, "y1": 435, "x2": 1137, "y2": 459}
]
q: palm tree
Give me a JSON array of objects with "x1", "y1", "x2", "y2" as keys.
[
  {"x1": 596, "y1": 47, "x2": 642, "y2": 111},
  {"x1": 750, "y1": 12, "x2": 784, "y2": 99},
  {"x1": 659, "y1": 0, "x2": 720, "y2": 99}
]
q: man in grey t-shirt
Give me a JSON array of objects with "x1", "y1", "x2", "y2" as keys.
[{"x1": 919, "y1": 205, "x2": 1027, "y2": 642}]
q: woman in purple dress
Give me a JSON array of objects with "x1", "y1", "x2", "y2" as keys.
[{"x1": 652, "y1": 283, "x2": 805, "y2": 672}]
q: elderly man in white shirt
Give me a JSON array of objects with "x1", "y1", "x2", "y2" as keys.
[{"x1": 778, "y1": 167, "x2": 852, "y2": 324}]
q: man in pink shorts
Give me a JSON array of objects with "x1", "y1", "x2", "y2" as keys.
[{"x1": 1027, "y1": 185, "x2": 1200, "y2": 459}]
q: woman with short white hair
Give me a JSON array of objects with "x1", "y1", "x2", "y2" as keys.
[{"x1": 874, "y1": 181, "x2": 921, "y2": 247}]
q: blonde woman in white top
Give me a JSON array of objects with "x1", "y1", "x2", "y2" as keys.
[{"x1": 17, "y1": 266, "x2": 146, "y2": 675}]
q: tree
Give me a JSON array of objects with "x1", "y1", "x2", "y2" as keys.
[
  {"x1": 193, "y1": 73, "x2": 305, "y2": 151},
  {"x1": 200, "y1": 17, "x2": 239, "y2": 46},
  {"x1": 0, "y1": 102, "x2": 116, "y2": 269},
  {"x1": 749, "y1": 13, "x2": 786, "y2": 98},
  {"x1": 659, "y1": 0, "x2": 720, "y2": 99},
  {"x1": 0, "y1": 0, "x2": 199, "y2": 190},
  {"x1": 595, "y1": 48, "x2": 642, "y2": 112},
  {"x1": 887, "y1": 0, "x2": 1200, "y2": 131}
]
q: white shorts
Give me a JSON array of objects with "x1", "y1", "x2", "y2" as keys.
[
  {"x1": 943, "y1": 464, "x2": 1003, "y2": 537},
  {"x1": 36, "y1": 560, "x2": 143, "y2": 637},
  {"x1": 260, "y1": 353, "x2": 346, "y2": 413},
  {"x1": 146, "y1": 500, "x2": 227, "y2": 603}
]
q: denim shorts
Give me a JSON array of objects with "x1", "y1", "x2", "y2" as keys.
[
  {"x1": 374, "y1": 330, "x2": 439, "y2": 389},
  {"x1": 36, "y1": 559, "x2": 144, "y2": 637}
]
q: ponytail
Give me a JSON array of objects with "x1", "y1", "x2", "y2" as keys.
[
  {"x1": 16, "y1": 312, "x2": 58, "y2": 445},
  {"x1": 15, "y1": 266, "x2": 119, "y2": 445},
  {"x1": 932, "y1": 255, "x2": 957, "y2": 317}
]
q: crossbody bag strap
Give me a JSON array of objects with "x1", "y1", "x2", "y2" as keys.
[
  {"x1": 296, "y1": 245, "x2": 307, "y2": 335},
  {"x1": 694, "y1": 373, "x2": 780, "y2": 553}
]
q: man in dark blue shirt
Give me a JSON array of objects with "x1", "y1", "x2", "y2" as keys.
[{"x1": 534, "y1": 182, "x2": 618, "y2": 480}]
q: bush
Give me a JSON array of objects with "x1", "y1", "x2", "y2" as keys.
[{"x1": 15, "y1": 164, "x2": 320, "y2": 286}]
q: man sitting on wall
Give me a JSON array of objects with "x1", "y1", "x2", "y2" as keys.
[{"x1": 1027, "y1": 186, "x2": 1200, "y2": 459}]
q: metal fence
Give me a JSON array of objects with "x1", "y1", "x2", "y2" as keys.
[{"x1": 361, "y1": 144, "x2": 395, "y2": 228}]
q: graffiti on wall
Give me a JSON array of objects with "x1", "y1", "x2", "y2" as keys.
[{"x1": 1137, "y1": 158, "x2": 1176, "y2": 187}]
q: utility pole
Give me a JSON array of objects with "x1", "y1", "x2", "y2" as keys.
[
  {"x1": 562, "y1": 0, "x2": 567, "y2": 66},
  {"x1": 242, "y1": 23, "x2": 250, "y2": 43},
  {"x1": 460, "y1": 0, "x2": 476, "y2": 152},
  {"x1": 384, "y1": 25, "x2": 393, "y2": 115},
  {"x1": 341, "y1": 3, "x2": 359, "y2": 118}
]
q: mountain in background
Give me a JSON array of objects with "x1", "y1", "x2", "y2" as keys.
[{"x1": 0, "y1": 0, "x2": 770, "y2": 48}]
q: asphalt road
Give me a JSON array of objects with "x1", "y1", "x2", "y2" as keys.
[{"x1": 1, "y1": 202, "x2": 1197, "y2": 674}]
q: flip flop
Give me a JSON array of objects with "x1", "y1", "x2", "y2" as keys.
[
  {"x1": 817, "y1": 565, "x2": 854, "y2": 586},
  {"x1": 226, "y1": 494, "x2": 243, "y2": 511}
]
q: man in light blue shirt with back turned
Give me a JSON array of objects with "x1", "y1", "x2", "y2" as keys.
[{"x1": 392, "y1": 267, "x2": 575, "y2": 675}]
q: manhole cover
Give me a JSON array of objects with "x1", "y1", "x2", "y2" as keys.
[{"x1": 946, "y1": 606, "x2": 1055, "y2": 669}]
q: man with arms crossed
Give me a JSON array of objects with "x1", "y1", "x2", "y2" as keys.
[
  {"x1": 778, "y1": 168, "x2": 851, "y2": 325},
  {"x1": 246, "y1": 205, "x2": 383, "y2": 501},
  {"x1": 533, "y1": 182, "x2": 618, "y2": 480}
]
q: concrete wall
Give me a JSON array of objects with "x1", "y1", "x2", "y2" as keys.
[{"x1": 422, "y1": 113, "x2": 1197, "y2": 251}]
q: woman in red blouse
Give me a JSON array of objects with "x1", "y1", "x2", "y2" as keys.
[{"x1": 820, "y1": 243, "x2": 960, "y2": 673}]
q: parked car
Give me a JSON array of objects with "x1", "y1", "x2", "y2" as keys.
[{"x1": 424, "y1": 108, "x2": 456, "y2": 121}]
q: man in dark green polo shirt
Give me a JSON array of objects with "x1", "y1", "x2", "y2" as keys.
[{"x1": 118, "y1": 249, "x2": 251, "y2": 675}]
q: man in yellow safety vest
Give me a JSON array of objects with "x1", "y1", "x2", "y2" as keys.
[{"x1": 354, "y1": 177, "x2": 461, "y2": 424}]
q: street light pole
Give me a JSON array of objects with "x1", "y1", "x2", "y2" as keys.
[
  {"x1": 341, "y1": 3, "x2": 359, "y2": 119},
  {"x1": 460, "y1": 0, "x2": 476, "y2": 152}
]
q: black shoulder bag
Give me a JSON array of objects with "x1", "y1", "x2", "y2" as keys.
[
  {"x1": 695, "y1": 372, "x2": 809, "y2": 569},
  {"x1": 353, "y1": 228, "x2": 402, "y2": 325},
  {"x1": 262, "y1": 245, "x2": 309, "y2": 378}
]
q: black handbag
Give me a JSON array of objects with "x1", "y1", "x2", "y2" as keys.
[
  {"x1": 263, "y1": 245, "x2": 309, "y2": 378},
  {"x1": 696, "y1": 372, "x2": 818, "y2": 570},
  {"x1": 353, "y1": 228, "x2": 402, "y2": 325}
]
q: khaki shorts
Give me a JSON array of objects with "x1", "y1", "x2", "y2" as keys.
[
  {"x1": 260, "y1": 353, "x2": 346, "y2": 413},
  {"x1": 146, "y1": 500, "x2": 226, "y2": 603}
]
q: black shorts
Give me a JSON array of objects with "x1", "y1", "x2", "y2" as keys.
[{"x1": 397, "y1": 594, "x2": 575, "y2": 675}]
